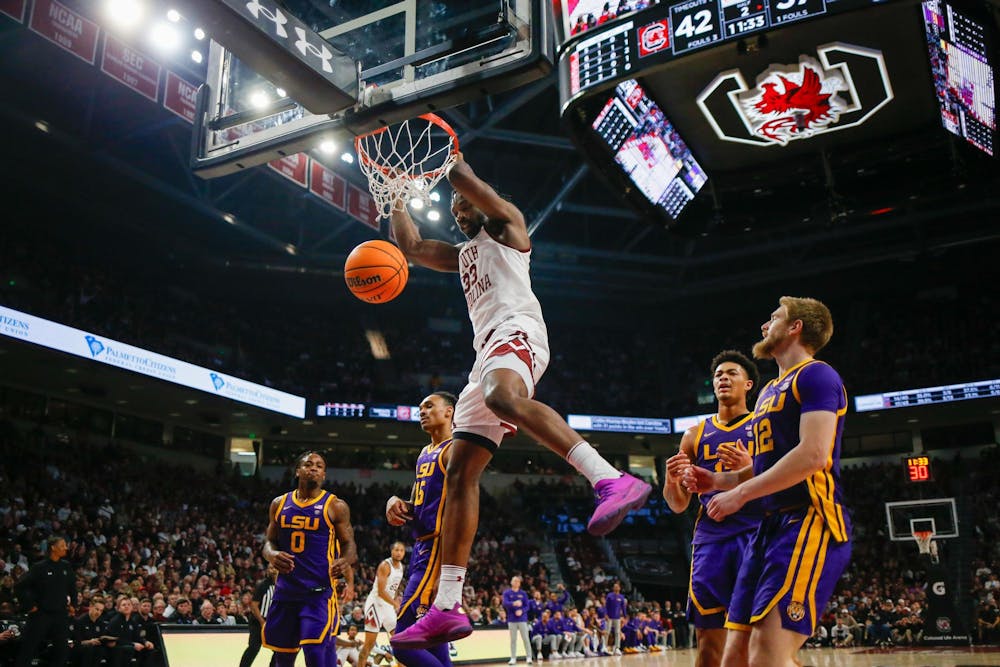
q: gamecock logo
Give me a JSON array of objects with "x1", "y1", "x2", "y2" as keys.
[
  {"x1": 697, "y1": 43, "x2": 894, "y2": 147},
  {"x1": 740, "y1": 62, "x2": 846, "y2": 144}
]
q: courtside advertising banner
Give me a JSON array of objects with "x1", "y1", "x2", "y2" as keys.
[{"x1": 0, "y1": 305, "x2": 306, "y2": 417}]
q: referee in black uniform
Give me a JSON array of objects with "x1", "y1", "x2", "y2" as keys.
[
  {"x1": 14, "y1": 536, "x2": 75, "y2": 667},
  {"x1": 239, "y1": 565, "x2": 276, "y2": 667}
]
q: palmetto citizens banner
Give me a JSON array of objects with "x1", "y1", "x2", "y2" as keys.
[{"x1": 0, "y1": 304, "x2": 306, "y2": 417}]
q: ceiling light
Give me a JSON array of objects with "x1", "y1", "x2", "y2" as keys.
[
  {"x1": 319, "y1": 140, "x2": 337, "y2": 154},
  {"x1": 409, "y1": 198, "x2": 424, "y2": 210},
  {"x1": 193, "y1": 27, "x2": 206, "y2": 40},
  {"x1": 190, "y1": 50, "x2": 203, "y2": 64},
  {"x1": 166, "y1": 9, "x2": 181, "y2": 22},
  {"x1": 150, "y1": 22, "x2": 180, "y2": 52},
  {"x1": 275, "y1": 87, "x2": 287, "y2": 98},
  {"x1": 285, "y1": 244, "x2": 297, "y2": 255},
  {"x1": 34, "y1": 120, "x2": 50, "y2": 133},
  {"x1": 427, "y1": 210, "x2": 441, "y2": 222},
  {"x1": 106, "y1": 0, "x2": 143, "y2": 29},
  {"x1": 340, "y1": 152, "x2": 354, "y2": 164},
  {"x1": 249, "y1": 90, "x2": 270, "y2": 109},
  {"x1": 184, "y1": 399, "x2": 198, "y2": 405},
  {"x1": 222, "y1": 213, "x2": 236, "y2": 224},
  {"x1": 429, "y1": 191, "x2": 441, "y2": 202}
]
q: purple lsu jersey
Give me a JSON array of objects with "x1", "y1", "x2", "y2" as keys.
[
  {"x1": 412, "y1": 440, "x2": 451, "y2": 539},
  {"x1": 691, "y1": 414, "x2": 761, "y2": 544},
  {"x1": 273, "y1": 490, "x2": 341, "y2": 600},
  {"x1": 751, "y1": 359, "x2": 850, "y2": 542},
  {"x1": 397, "y1": 439, "x2": 451, "y2": 626}
]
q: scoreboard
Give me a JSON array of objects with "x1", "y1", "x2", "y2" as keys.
[
  {"x1": 903, "y1": 455, "x2": 932, "y2": 483},
  {"x1": 560, "y1": 0, "x2": 888, "y2": 104},
  {"x1": 854, "y1": 378, "x2": 1000, "y2": 411}
]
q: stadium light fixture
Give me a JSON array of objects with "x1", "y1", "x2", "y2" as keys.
[
  {"x1": 193, "y1": 27, "x2": 206, "y2": 40},
  {"x1": 249, "y1": 90, "x2": 270, "y2": 109},
  {"x1": 150, "y1": 22, "x2": 181, "y2": 52},
  {"x1": 341, "y1": 152, "x2": 354, "y2": 164},
  {"x1": 191, "y1": 50, "x2": 203, "y2": 64},
  {"x1": 409, "y1": 198, "x2": 424, "y2": 210},
  {"x1": 166, "y1": 8, "x2": 180, "y2": 22},
  {"x1": 427, "y1": 210, "x2": 441, "y2": 222},
  {"x1": 319, "y1": 140, "x2": 337, "y2": 154},
  {"x1": 106, "y1": 0, "x2": 143, "y2": 29}
]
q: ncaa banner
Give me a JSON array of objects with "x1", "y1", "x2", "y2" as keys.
[
  {"x1": 0, "y1": 304, "x2": 306, "y2": 417},
  {"x1": 0, "y1": 0, "x2": 27, "y2": 22}
]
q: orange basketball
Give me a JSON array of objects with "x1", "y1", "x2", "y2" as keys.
[{"x1": 344, "y1": 240, "x2": 409, "y2": 304}]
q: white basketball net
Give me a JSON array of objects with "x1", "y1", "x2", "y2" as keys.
[
  {"x1": 356, "y1": 115, "x2": 459, "y2": 220},
  {"x1": 914, "y1": 531, "x2": 939, "y2": 562}
]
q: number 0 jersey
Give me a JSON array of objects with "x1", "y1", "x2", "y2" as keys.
[
  {"x1": 273, "y1": 490, "x2": 341, "y2": 600},
  {"x1": 751, "y1": 359, "x2": 850, "y2": 542}
]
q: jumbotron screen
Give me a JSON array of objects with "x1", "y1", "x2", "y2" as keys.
[
  {"x1": 591, "y1": 79, "x2": 707, "y2": 220},
  {"x1": 922, "y1": 0, "x2": 997, "y2": 156},
  {"x1": 554, "y1": 0, "x2": 662, "y2": 43}
]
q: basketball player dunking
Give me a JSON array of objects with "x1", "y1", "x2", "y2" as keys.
[
  {"x1": 358, "y1": 542, "x2": 406, "y2": 667},
  {"x1": 263, "y1": 452, "x2": 357, "y2": 667},
  {"x1": 663, "y1": 350, "x2": 759, "y2": 667},
  {"x1": 682, "y1": 297, "x2": 852, "y2": 667},
  {"x1": 384, "y1": 391, "x2": 458, "y2": 667},
  {"x1": 389, "y1": 154, "x2": 651, "y2": 649}
]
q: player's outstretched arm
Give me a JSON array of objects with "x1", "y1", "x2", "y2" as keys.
[
  {"x1": 263, "y1": 497, "x2": 295, "y2": 574},
  {"x1": 447, "y1": 154, "x2": 530, "y2": 250},
  {"x1": 389, "y1": 199, "x2": 459, "y2": 272},
  {"x1": 663, "y1": 429, "x2": 697, "y2": 513}
]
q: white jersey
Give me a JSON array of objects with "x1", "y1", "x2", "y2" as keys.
[
  {"x1": 367, "y1": 558, "x2": 404, "y2": 603},
  {"x1": 458, "y1": 228, "x2": 545, "y2": 351}
]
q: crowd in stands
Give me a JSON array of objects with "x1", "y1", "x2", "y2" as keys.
[{"x1": 3, "y1": 220, "x2": 998, "y2": 422}]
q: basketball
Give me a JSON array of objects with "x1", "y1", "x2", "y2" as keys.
[{"x1": 344, "y1": 240, "x2": 409, "y2": 304}]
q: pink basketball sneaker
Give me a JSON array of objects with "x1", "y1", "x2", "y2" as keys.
[
  {"x1": 391, "y1": 604, "x2": 473, "y2": 650},
  {"x1": 587, "y1": 474, "x2": 652, "y2": 536}
]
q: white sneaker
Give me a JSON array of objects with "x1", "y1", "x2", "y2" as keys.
[
  {"x1": 552, "y1": 652, "x2": 562, "y2": 659},
  {"x1": 509, "y1": 660, "x2": 517, "y2": 665},
  {"x1": 613, "y1": 649, "x2": 622, "y2": 656},
  {"x1": 527, "y1": 659, "x2": 533, "y2": 664}
]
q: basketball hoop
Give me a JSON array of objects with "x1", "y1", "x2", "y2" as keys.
[{"x1": 355, "y1": 113, "x2": 460, "y2": 219}]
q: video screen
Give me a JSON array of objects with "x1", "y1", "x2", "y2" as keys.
[
  {"x1": 922, "y1": 0, "x2": 996, "y2": 156},
  {"x1": 591, "y1": 80, "x2": 707, "y2": 220},
  {"x1": 555, "y1": 0, "x2": 662, "y2": 42}
]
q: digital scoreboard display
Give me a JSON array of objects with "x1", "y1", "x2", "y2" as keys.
[
  {"x1": 591, "y1": 79, "x2": 707, "y2": 219},
  {"x1": 903, "y1": 455, "x2": 933, "y2": 482},
  {"x1": 316, "y1": 402, "x2": 421, "y2": 421},
  {"x1": 567, "y1": 413, "x2": 673, "y2": 434},
  {"x1": 922, "y1": 0, "x2": 997, "y2": 156},
  {"x1": 561, "y1": 0, "x2": 887, "y2": 102},
  {"x1": 854, "y1": 377, "x2": 1000, "y2": 411}
]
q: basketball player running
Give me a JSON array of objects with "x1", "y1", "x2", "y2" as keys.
[
  {"x1": 389, "y1": 154, "x2": 651, "y2": 649},
  {"x1": 663, "y1": 350, "x2": 759, "y2": 667},
  {"x1": 384, "y1": 392, "x2": 458, "y2": 667},
  {"x1": 358, "y1": 542, "x2": 406, "y2": 667},
  {"x1": 263, "y1": 451, "x2": 357, "y2": 667},
  {"x1": 682, "y1": 297, "x2": 852, "y2": 667}
]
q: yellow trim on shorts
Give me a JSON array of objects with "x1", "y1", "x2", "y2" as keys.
[
  {"x1": 301, "y1": 591, "x2": 337, "y2": 644},
  {"x1": 724, "y1": 620, "x2": 751, "y2": 632},
  {"x1": 687, "y1": 542, "x2": 725, "y2": 616},
  {"x1": 749, "y1": 507, "x2": 822, "y2": 625}
]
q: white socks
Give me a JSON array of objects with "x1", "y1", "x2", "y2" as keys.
[
  {"x1": 566, "y1": 441, "x2": 622, "y2": 486},
  {"x1": 434, "y1": 565, "x2": 467, "y2": 610}
]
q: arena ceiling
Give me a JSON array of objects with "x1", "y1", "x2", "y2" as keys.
[{"x1": 2, "y1": 4, "x2": 999, "y2": 305}]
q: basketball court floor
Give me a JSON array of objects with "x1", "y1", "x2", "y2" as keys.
[{"x1": 516, "y1": 647, "x2": 1000, "y2": 666}]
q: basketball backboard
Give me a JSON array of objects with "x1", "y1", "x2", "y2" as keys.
[
  {"x1": 189, "y1": 0, "x2": 552, "y2": 177},
  {"x1": 885, "y1": 498, "x2": 959, "y2": 542}
]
